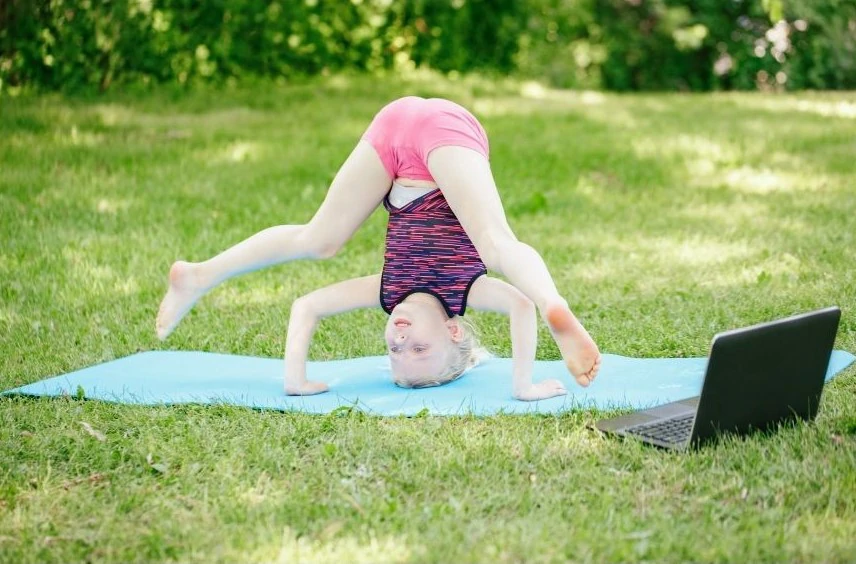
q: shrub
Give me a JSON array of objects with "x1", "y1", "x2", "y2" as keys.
[{"x1": 1, "y1": 0, "x2": 853, "y2": 93}]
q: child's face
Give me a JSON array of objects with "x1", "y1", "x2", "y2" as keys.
[{"x1": 384, "y1": 299, "x2": 458, "y2": 386}]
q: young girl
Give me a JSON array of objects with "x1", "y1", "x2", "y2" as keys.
[{"x1": 156, "y1": 96, "x2": 601, "y2": 401}]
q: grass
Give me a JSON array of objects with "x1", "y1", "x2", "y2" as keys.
[{"x1": 1, "y1": 73, "x2": 855, "y2": 563}]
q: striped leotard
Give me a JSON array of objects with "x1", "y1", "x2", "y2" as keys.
[{"x1": 380, "y1": 189, "x2": 486, "y2": 318}]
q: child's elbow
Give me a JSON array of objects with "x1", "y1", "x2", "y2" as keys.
[{"x1": 290, "y1": 295, "x2": 316, "y2": 320}]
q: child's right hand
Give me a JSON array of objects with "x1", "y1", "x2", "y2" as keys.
[
  {"x1": 513, "y1": 379, "x2": 567, "y2": 401},
  {"x1": 284, "y1": 381, "x2": 329, "y2": 396}
]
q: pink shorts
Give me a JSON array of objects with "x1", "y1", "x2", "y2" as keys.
[{"x1": 361, "y1": 97, "x2": 490, "y2": 182}]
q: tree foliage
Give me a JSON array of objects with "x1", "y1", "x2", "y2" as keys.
[{"x1": 1, "y1": 0, "x2": 853, "y2": 93}]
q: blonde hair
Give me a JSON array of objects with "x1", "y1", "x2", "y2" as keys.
[{"x1": 394, "y1": 316, "x2": 490, "y2": 389}]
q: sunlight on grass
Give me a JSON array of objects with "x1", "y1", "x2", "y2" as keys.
[
  {"x1": 709, "y1": 253, "x2": 803, "y2": 289},
  {"x1": 324, "y1": 74, "x2": 354, "y2": 91},
  {"x1": 393, "y1": 67, "x2": 518, "y2": 102},
  {"x1": 237, "y1": 472, "x2": 287, "y2": 506},
  {"x1": 544, "y1": 424, "x2": 608, "y2": 457},
  {"x1": 59, "y1": 126, "x2": 104, "y2": 147},
  {"x1": 723, "y1": 166, "x2": 790, "y2": 193},
  {"x1": 719, "y1": 164, "x2": 832, "y2": 194},
  {"x1": 789, "y1": 513, "x2": 856, "y2": 558},
  {"x1": 733, "y1": 95, "x2": 856, "y2": 120},
  {"x1": 269, "y1": 527, "x2": 415, "y2": 563},
  {"x1": 62, "y1": 247, "x2": 114, "y2": 284},
  {"x1": 0, "y1": 305, "x2": 20, "y2": 325},
  {"x1": 519, "y1": 80, "x2": 606, "y2": 107},
  {"x1": 0, "y1": 252, "x2": 12, "y2": 273},
  {"x1": 633, "y1": 133, "x2": 740, "y2": 167},
  {"x1": 472, "y1": 97, "x2": 542, "y2": 117},
  {"x1": 92, "y1": 104, "x2": 137, "y2": 127},
  {"x1": 464, "y1": 79, "x2": 621, "y2": 123},
  {"x1": 59, "y1": 246, "x2": 145, "y2": 297},
  {"x1": 679, "y1": 200, "x2": 767, "y2": 225},
  {"x1": 205, "y1": 141, "x2": 267, "y2": 165},
  {"x1": 113, "y1": 276, "x2": 141, "y2": 296},
  {"x1": 630, "y1": 131, "x2": 836, "y2": 195},
  {"x1": 472, "y1": 88, "x2": 639, "y2": 128},
  {"x1": 649, "y1": 236, "x2": 754, "y2": 267},
  {"x1": 95, "y1": 198, "x2": 132, "y2": 215},
  {"x1": 33, "y1": 186, "x2": 66, "y2": 208},
  {"x1": 210, "y1": 282, "x2": 299, "y2": 308},
  {"x1": 568, "y1": 229, "x2": 811, "y2": 293},
  {"x1": 573, "y1": 234, "x2": 755, "y2": 287},
  {"x1": 109, "y1": 106, "x2": 265, "y2": 131},
  {"x1": 657, "y1": 244, "x2": 804, "y2": 291}
]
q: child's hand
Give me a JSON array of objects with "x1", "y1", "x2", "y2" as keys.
[
  {"x1": 514, "y1": 379, "x2": 567, "y2": 401},
  {"x1": 284, "y1": 381, "x2": 329, "y2": 396}
]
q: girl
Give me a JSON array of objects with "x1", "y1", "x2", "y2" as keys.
[{"x1": 156, "y1": 96, "x2": 600, "y2": 401}]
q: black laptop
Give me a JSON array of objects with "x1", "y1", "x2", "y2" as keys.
[{"x1": 596, "y1": 306, "x2": 841, "y2": 450}]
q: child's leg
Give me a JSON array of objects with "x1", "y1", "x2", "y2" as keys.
[
  {"x1": 156, "y1": 141, "x2": 392, "y2": 339},
  {"x1": 426, "y1": 145, "x2": 601, "y2": 385}
]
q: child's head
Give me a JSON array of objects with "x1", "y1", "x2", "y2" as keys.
[{"x1": 384, "y1": 294, "x2": 484, "y2": 388}]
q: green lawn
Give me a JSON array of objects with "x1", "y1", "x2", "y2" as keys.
[{"x1": 2, "y1": 75, "x2": 855, "y2": 563}]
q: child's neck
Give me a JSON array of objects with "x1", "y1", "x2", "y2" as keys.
[{"x1": 402, "y1": 292, "x2": 449, "y2": 318}]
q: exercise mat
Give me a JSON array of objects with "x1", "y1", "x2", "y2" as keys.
[{"x1": 4, "y1": 350, "x2": 854, "y2": 416}]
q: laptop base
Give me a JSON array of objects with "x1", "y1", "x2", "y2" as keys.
[{"x1": 596, "y1": 397, "x2": 699, "y2": 450}]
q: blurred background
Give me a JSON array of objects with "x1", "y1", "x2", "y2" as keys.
[{"x1": 1, "y1": 0, "x2": 854, "y2": 95}]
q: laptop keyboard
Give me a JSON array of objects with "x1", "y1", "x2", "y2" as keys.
[{"x1": 626, "y1": 413, "x2": 695, "y2": 444}]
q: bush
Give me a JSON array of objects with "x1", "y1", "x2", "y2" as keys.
[
  {"x1": 516, "y1": 0, "x2": 856, "y2": 91},
  {"x1": 1, "y1": 0, "x2": 853, "y2": 93}
]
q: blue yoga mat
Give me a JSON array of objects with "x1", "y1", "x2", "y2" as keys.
[{"x1": 5, "y1": 350, "x2": 854, "y2": 416}]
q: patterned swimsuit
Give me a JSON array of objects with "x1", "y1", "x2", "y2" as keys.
[{"x1": 380, "y1": 189, "x2": 486, "y2": 318}]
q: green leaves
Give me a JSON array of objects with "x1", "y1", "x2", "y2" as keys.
[
  {"x1": 762, "y1": 0, "x2": 785, "y2": 23},
  {"x1": 2, "y1": 0, "x2": 854, "y2": 93}
]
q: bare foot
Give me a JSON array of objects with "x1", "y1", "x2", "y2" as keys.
[
  {"x1": 545, "y1": 303, "x2": 601, "y2": 387},
  {"x1": 156, "y1": 261, "x2": 207, "y2": 340}
]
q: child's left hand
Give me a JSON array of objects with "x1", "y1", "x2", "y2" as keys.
[
  {"x1": 514, "y1": 379, "x2": 567, "y2": 401},
  {"x1": 284, "y1": 380, "x2": 329, "y2": 396}
]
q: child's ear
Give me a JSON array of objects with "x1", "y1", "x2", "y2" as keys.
[{"x1": 446, "y1": 318, "x2": 463, "y2": 342}]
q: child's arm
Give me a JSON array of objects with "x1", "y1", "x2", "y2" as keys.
[
  {"x1": 284, "y1": 274, "x2": 381, "y2": 395},
  {"x1": 467, "y1": 276, "x2": 567, "y2": 401}
]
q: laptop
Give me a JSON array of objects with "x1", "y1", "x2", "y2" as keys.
[{"x1": 596, "y1": 306, "x2": 841, "y2": 450}]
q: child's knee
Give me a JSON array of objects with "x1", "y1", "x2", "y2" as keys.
[
  {"x1": 298, "y1": 224, "x2": 344, "y2": 259},
  {"x1": 474, "y1": 232, "x2": 516, "y2": 272}
]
